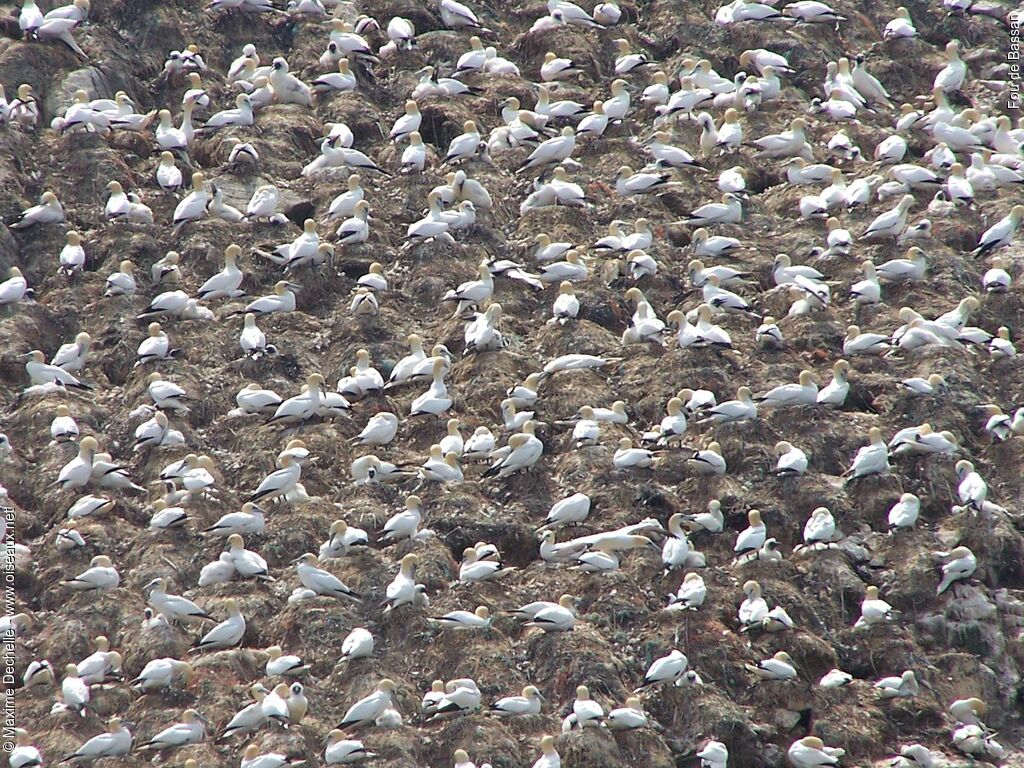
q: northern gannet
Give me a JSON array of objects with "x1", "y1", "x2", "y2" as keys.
[
  {"x1": 10, "y1": 191, "x2": 63, "y2": 229},
  {"x1": 154, "y1": 151, "x2": 183, "y2": 191},
  {"x1": 429, "y1": 679, "x2": 482, "y2": 718},
  {"x1": 734, "y1": 509, "x2": 766, "y2": 556},
  {"x1": 259, "y1": 684, "x2": 291, "y2": 726},
  {"x1": 409, "y1": 359, "x2": 451, "y2": 417},
  {"x1": 66, "y1": 494, "x2": 112, "y2": 519},
  {"x1": 234, "y1": 384, "x2": 282, "y2": 416},
  {"x1": 385, "y1": 15, "x2": 416, "y2": 47},
  {"x1": 268, "y1": 56, "x2": 311, "y2": 105},
  {"x1": 530, "y1": 736, "x2": 560, "y2": 768},
  {"x1": 636, "y1": 649, "x2": 688, "y2": 690},
  {"x1": 799, "y1": 507, "x2": 837, "y2": 549},
  {"x1": 490, "y1": 685, "x2": 543, "y2": 716},
  {"x1": 74, "y1": 636, "x2": 118, "y2": 685},
  {"x1": 645, "y1": 397, "x2": 687, "y2": 446},
  {"x1": 647, "y1": 131, "x2": 700, "y2": 169},
  {"x1": 148, "y1": 499, "x2": 188, "y2": 531},
  {"x1": 10, "y1": 730, "x2": 42, "y2": 768},
  {"x1": 341, "y1": 627, "x2": 374, "y2": 661},
  {"x1": 148, "y1": 252, "x2": 180, "y2": 287},
  {"x1": 774, "y1": 441, "x2": 808, "y2": 477},
  {"x1": 883, "y1": 6, "x2": 916, "y2": 37},
  {"x1": 715, "y1": 108, "x2": 742, "y2": 151},
  {"x1": 843, "y1": 325, "x2": 889, "y2": 356},
  {"x1": 201, "y1": 501, "x2": 266, "y2": 536},
  {"x1": 576, "y1": 101, "x2": 609, "y2": 139},
  {"x1": 661, "y1": 514, "x2": 692, "y2": 571},
  {"x1": 248, "y1": 455, "x2": 301, "y2": 503},
  {"x1": 876, "y1": 670, "x2": 920, "y2": 698},
  {"x1": 326, "y1": 176, "x2": 364, "y2": 222},
  {"x1": 681, "y1": 193, "x2": 743, "y2": 224},
  {"x1": 284, "y1": 684, "x2": 307, "y2": 729},
  {"x1": 680, "y1": 500, "x2": 723, "y2": 535},
  {"x1": 130, "y1": 656, "x2": 193, "y2": 691},
  {"x1": 458, "y1": 546, "x2": 514, "y2": 582},
  {"x1": 90, "y1": 450, "x2": 145, "y2": 493},
  {"x1": 419, "y1": 684, "x2": 444, "y2": 720},
  {"x1": 244, "y1": 281, "x2": 298, "y2": 315},
  {"x1": 972, "y1": 205, "x2": 1023, "y2": 256},
  {"x1": 701, "y1": 275, "x2": 755, "y2": 316},
  {"x1": 982, "y1": 257, "x2": 1011, "y2": 293},
  {"x1": 877, "y1": 247, "x2": 927, "y2": 283},
  {"x1": 518, "y1": 126, "x2": 576, "y2": 172},
  {"x1": 818, "y1": 668, "x2": 853, "y2": 689},
  {"x1": 641, "y1": 72, "x2": 670, "y2": 106},
  {"x1": 538, "y1": 530, "x2": 588, "y2": 565},
  {"x1": 206, "y1": 183, "x2": 244, "y2": 224},
  {"x1": 755, "y1": 316, "x2": 783, "y2": 350},
  {"x1": 697, "y1": 740, "x2": 728, "y2": 768},
  {"x1": 339, "y1": 679, "x2": 396, "y2": 728},
  {"x1": 352, "y1": 411, "x2": 399, "y2": 447},
  {"x1": 566, "y1": 685, "x2": 603, "y2": 729},
  {"x1": 137, "y1": 710, "x2": 206, "y2": 751},
  {"x1": 19, "y1": 0, "x2": 44, "y2": 31},
  {"x1": 431, "y1": 605, "x2": 491, "y2": 629},
  {"x1": 444, "y1": 120, "x2": 482, "y2": 163},
  {"x1": 59, "y1": 663, "x2": 90, "y2": 715},
  {"x1": 0, "y1": 267, "x2": 30, "y2": 306},
  {"x1": 313, "y1": 59, "x2": 356, "y2": 93},
  {"x1": 349, "y1": 287, "x2": 378, "y2": 317},
  {"x1": 844, "y1": 427, "x2": 890, "y2": 479},
  {"x1": 388, "y1": 100, "x2": 421, "y2": 142},
  {"x1": 757, "y1": 370, "x2": 818, "y2": 407},
  {"x1": 855, "y1": 585, "x2": 895, "y2": 629},
  {"x1": 239, "y1": 313, "x2": 273, "y2": 358},
  {"x1": 146, "y1": 577, "x2": 214, "y2": 623},
  {"x1": 220, "y1": 684, "x2": 270, "y2": 738},
  {"x1": 54, "y1": 437, "x2": 97, "y2": 490},
  {"x1": 45, "y1": 335, "x2": 88, "y2": 379},
  {"x1": 754, "y1": 118, "x2": 810, "y2": 159},
  {"x1": 747, "y1": 650, "x2": 797, "y2": 680},
  {"x1": 62, "y1": 718, "x2": 132, "y2": 762},
  {"x1": 383, "y1": 553, "x2": 421, "y2": 610},
  {"x1": 541, "y1": 50, "x2": 580, "y2": 82},
  {"x1": 861, "y1": 194, "x2": 915, "y2": 239},
  {"x1": 990, "y1": 327, "x2": 1017, "y2": 360},
  {"x1": 55, "y1": 230, "x2": 86, "y2": 275},
  {"x1": 521, "y1": 594, "x2": 576, "y2": 632},
  {"x1": 224, "y1": 535, "x2": 271, "y2": 580},
  {"x1": 171, "y1": 172, "x2": 208, "y2": 231},
  {"x1": 684, "y1": 436, "x2": 724, "y2": 479},
  {"x1": 666, "y1": 573, "x2": 707, "y2": 612},
  {"x1": 295, "y1": 553, "x2": 361, "y2": 601},
  {"x1": 593, "y1": 0, "x2": 620, "y2": 23},
  {"x1": 788, "y1": 737, "x2": 844, "y2": 768},
  {"x1": 610, "y1": 437, "x2": 652, "y2": 469},
  {"x1": 934, "y1": 40, "x2": 966, "y2": 92},
  {"x1": 325, "y1": 732, "x2": 375, "y2": 764},
  {"x1": 936, "y1": 546, "x2": 976, "y2": 594},
  {"x1": 948, "y1": 697, "x2": 987, "y2": 729},
  {"x1": 191, "y1": 601, "x2": 245, "y2": 650},
  {"x1": 953, "y1": 725, "x2": 1004, "y2": 761},
  {"x1": 62, "y1": 554, "x2": 119, "y2": 592}
]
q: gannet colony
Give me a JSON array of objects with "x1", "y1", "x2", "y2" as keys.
[{"x1": 1, "y1": 0, "x2": 1023, "y2": 765}]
